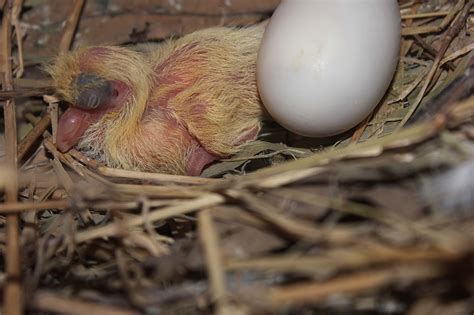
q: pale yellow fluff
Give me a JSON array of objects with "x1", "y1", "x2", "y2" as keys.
[{"x1": 48, "y1": 24, "x2": 266, "y2": 174}]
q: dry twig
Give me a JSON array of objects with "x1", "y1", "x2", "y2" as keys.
[{"x1": 1, "y1": 1, "x2": 23, "y2": 313}]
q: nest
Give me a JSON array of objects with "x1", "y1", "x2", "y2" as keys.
[{"x1": 1, "y1": 0, "x2": 473, "y2": 314}]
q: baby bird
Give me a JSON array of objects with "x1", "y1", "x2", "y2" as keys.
[{"x1": 48, "y1": 24, "x2": 265, "y2": 176}]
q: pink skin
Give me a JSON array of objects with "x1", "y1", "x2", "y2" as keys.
[{"x1": 186, "y1": 145, "x2": 218, "y2": 176}]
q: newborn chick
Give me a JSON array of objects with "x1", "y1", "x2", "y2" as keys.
[{"x1": 48, "y1": 24, "x2": 265, "y2": 175}]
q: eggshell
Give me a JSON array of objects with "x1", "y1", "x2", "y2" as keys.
[{"x1": 257, "y1": 0, "x2": 401, "y2": 137}]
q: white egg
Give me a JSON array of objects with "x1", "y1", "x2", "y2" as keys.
[{"x1": 257, "y1": 0, "x2": 401, "y2": 137}]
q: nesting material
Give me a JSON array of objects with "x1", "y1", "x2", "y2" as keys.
[{"x1": 0, "y1": 1, "x2": 473, "y2": 314}]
